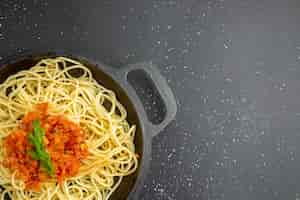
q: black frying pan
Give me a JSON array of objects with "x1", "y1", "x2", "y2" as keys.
[{"x1": 0, "y1": 51, "x2": 177, "y2": 200}]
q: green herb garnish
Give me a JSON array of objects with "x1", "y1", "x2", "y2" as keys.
[{"x1": 28, "y1": 120, "x2": 54, "y2": 175}]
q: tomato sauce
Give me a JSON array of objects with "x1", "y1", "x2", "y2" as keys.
[{"x1": 3, "y1": 103, "x2": 88, "y2": 191}]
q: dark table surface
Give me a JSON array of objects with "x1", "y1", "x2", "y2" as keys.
[{"x1": 1, "y1": 0, "x2": 300, "y2": 199}]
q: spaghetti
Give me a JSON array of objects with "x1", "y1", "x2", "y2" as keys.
[{"x1": 0, "y1": 57, "x2": 138, "y2": 200}]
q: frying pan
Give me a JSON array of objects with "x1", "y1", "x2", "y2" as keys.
[{"x1": 0, "y1": 51, "x2": 177, "y2": 200}]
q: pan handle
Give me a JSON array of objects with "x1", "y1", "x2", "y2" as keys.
[{"x1": 117, "y1": 62, "x2": 177, "y2": 136}]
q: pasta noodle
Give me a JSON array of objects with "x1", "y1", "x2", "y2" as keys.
[{"x1": 0, "y1": 57, "x2": 138, "y2": 200}]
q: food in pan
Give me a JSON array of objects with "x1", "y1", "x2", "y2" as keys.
[{"x1": 0, "y1": 57, "x2": 138, "y2": 200}]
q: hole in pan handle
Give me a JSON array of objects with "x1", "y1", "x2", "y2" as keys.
[{"x1": 119, "y1": 62, "x2": 177, "y2": 137}]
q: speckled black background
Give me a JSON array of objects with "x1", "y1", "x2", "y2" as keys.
[{"x1": 1, "y1": 0, "x2": 300, "y2": 199}]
